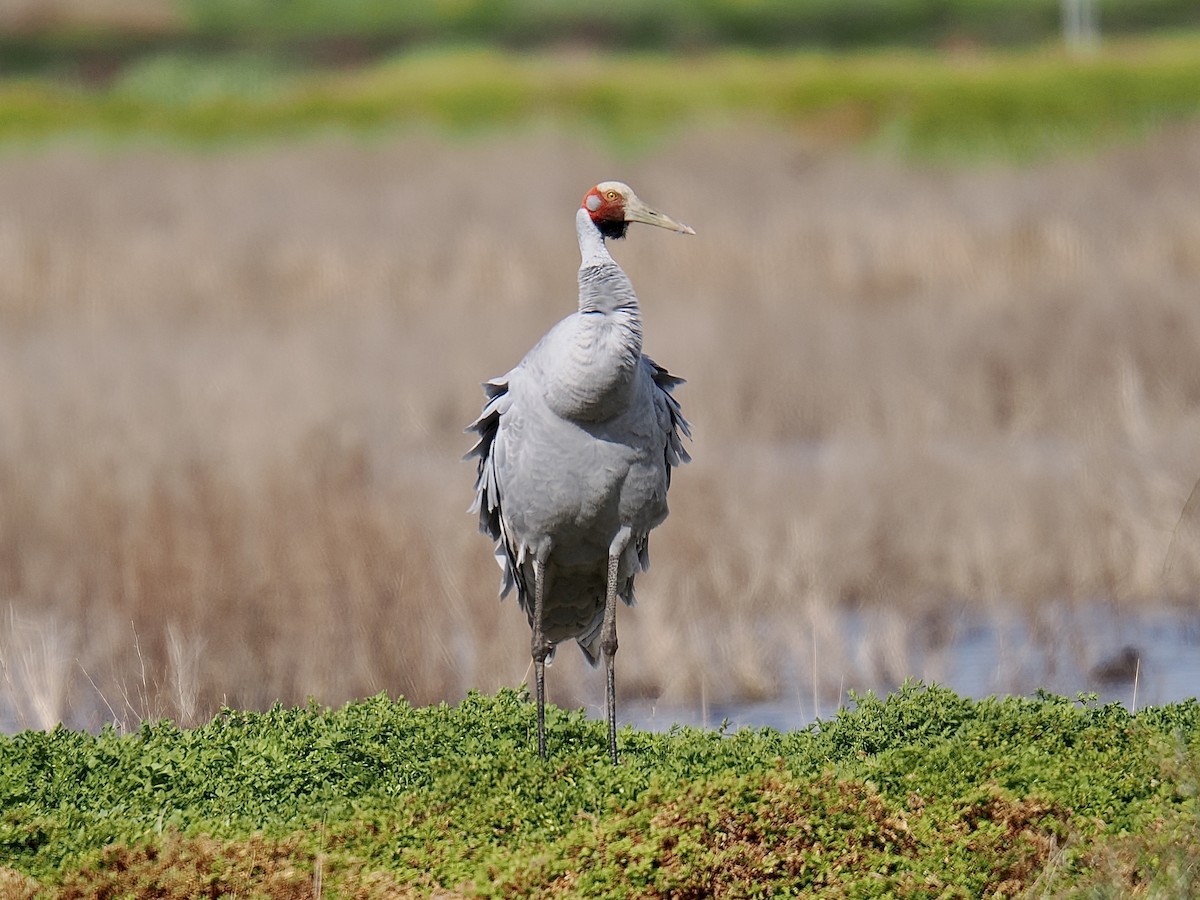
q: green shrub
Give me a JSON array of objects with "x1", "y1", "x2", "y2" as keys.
[{"x1": 1, "y1": 686, "x2": 1197, "y2": 895}]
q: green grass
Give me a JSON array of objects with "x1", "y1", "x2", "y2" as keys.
[
  {"x1": 3, "y1": 35, "x2": 1200, "y2": 161},
  {"x1": 2, "y1": 685, "x2": 1198, "y2": 896},
  {"x1": 78, "y1": 0, "x2": 1200, "y2": 49}
]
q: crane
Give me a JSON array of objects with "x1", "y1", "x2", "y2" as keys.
[{"x1": 467, "y1": 182, "x2": 693, "y2": 763}]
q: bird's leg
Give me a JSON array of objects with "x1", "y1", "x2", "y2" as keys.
[
  {"x1": 602, "y1": 527, "x2": 631, "y2": 765},
  {"x1": 602, "y1": 552, "x2": 620, "y2": 765},
  {"x1": 531, "y1": 555, "x2": 550, "y2": 759}
]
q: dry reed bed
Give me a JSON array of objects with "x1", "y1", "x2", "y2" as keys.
[{"x1": 2, "y1": 127, "x2": 1200, "y2": 729}]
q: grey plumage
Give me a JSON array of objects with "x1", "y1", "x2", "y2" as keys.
[{"x1": 466, "y1": 182, "x2": 693, "y2": 763}]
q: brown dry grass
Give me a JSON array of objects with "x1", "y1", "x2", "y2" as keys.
[
  {"x1": 0, "y1": 866, "x2": 40, "y2": 900},
  {"x1": 54, "y1": 830, "x2": 432, "y2": 899},
  {"x1": 2, "y1": 126, "x2": 1200, "y2": 729}
]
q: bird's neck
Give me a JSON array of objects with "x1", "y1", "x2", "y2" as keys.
[
  {"x1": 539, "y1": 210, "x2": 643, "y2": 422},
  {"x1": 576, "y1": 206, "x2": 612, "y2": 270},
  {"x1": 575, "y1": 208, "x2": 641, "y2": 319}
]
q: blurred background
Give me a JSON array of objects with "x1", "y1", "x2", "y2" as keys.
[{"x1": 2, "y1": 0, "x2": 1200, "y2": 733}]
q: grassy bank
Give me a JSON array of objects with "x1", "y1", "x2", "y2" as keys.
[
  {"x1": 1, "y1": 686, "x2": 1197, "y2": 896},
  {"x1": 2, "y1": 35, "x2": 1200, "y2": 160}
]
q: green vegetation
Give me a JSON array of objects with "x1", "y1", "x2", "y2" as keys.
[
  {"x1": 180, "y1": 0, "x2": 1198, "y2": 49},
  {"x1": 3, "y1": 0, "x2": 1198, "y2": 52},
  {"x1": 2, "y1": 35, "x2": 1200, "y2": 161},
  {"x1": 2, "y1": 685, "x2": 1197, "y2": 896},
  {"x1": 189, "y1": 0, "x2": 1200, "y2": 47},
  {"x1": 174, "y1": 0, "x2": 1200, "y2": 55}
]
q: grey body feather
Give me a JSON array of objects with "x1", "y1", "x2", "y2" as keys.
[{"x1": 467, "y1": 206, "x2": 690, "y2": 665}]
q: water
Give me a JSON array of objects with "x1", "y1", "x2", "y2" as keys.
[
  {"x1": 624, "y1": 604, "x2": 1200, "y2": 733},
  {"x1": 3, "y1": 602, "x2": 1196, "y2": 734}
]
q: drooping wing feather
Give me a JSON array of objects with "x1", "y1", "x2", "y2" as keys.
[
  {"x1": 646, "y1": 356, "x2": 692, "y2": 476},
  {"x1": 635, "y1": 356, "x2": 692, "y2": 574},
  {"x1": 464, "y1": 375, "x2": 520, "y2": 599}
]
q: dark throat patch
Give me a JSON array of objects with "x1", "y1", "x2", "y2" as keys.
[{"x1": 596, "y1": 218, "x2": 629, "y2": 240}]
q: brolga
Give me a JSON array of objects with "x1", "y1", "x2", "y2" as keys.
[{"x1": 467, "y1": 182, "x2": 693, "y2": 764}]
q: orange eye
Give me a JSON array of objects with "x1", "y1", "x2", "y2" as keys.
[{"x1": 606, "y1": 191, "x2": 618, "y2": 200}]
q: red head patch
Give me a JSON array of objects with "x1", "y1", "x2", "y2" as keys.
[{"x1": 582, "y1": 184, "x2": 630, "y2": 240}]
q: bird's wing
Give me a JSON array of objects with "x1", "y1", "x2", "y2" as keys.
[
  {"x1": 634, "y1": 356, "x2": 692, "y2": 572},
  {"x1": 645, "y1": 356, "x2": 692, "y2": 476},
  {"x1": 465, "y1": 374, "x2": 519, "y2": 599}
]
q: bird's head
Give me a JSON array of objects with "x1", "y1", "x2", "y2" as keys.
[{"x1": 582, "y1": 182, "x2": 695, "y2": 241}]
